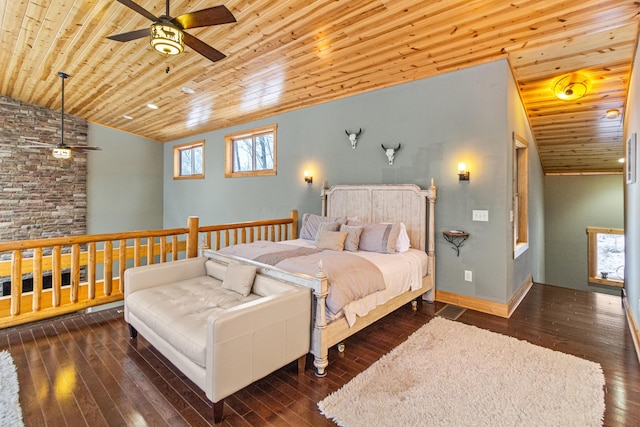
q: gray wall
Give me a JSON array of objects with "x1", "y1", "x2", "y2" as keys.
[
  {"x1": 544, "y1": 175, "x2": 624, "y2": 295},
  {"x1": 87, "y1": 123, "x2": 164, "y2": 233},
  {"x1": 507, "y1": 68, "x2": 546, "y2": 298},
  {"x1": 623, "y1": 36, "x2": 640, "y2": 325},
  {"x1": 163, "y1": 59, "x2": 544, "y2": 305}
]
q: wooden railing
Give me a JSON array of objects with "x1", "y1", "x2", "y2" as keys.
[{"x1": 0, "y1": 211, "x2": 298, "y2": 329}]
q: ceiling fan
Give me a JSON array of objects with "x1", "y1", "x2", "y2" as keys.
[
  {"x1": 107, "y1": 0, "x2": 236, "y2": 62},
  {"x1": 20, "y1": 72, "x2": 101, "y2": 159}
]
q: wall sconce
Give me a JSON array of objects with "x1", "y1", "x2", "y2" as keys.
[
  {"x1": 304, "y1": 170, "x2": 313, "y2": 184},
  {"x1": 458, "y1": 163, "x2": 470, "y2": 181}
]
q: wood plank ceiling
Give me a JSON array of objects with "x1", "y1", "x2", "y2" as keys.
[{"x1": 1, "y1": 0, "x2": 638, "y2": 174}]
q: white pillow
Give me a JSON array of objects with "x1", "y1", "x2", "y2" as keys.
[
  {"x1": 222, "y1": 263, "x2": 257, "y2": 297},
  {"x1": 396, "y1": 222, "x2": 411, "y2": 252}
]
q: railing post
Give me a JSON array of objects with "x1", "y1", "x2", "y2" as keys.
[
  {"x1": 291, "y1": 209, "x2": 299, "y2": 239},
  {"x1": 187, "y1": 216, "x2": 199, "y2": 258}
]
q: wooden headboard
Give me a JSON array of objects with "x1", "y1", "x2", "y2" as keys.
[{"x1": 321, "y1": 180, "x2": 436, "y2": 253}]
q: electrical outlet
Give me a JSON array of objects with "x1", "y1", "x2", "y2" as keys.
[
  {"x1": 464, "y1": 270, "x2": 472, "y2": 282},
  {"x1": 472, "y1": 209, "x2": 489, "y2": 222}
]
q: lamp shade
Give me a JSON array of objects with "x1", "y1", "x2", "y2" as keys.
[{"x1": 150, "y1": 22, "x2": 184, "y2": 56}]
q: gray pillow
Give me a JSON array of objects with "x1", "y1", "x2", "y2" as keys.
[
  {"x1": 300, "y1": 213, "x2": 346, "y2": 240},
  {"x1": 222, "y1": 262, "x2": 257, "y2": 297},
  {"x1": 314, "y1": 221, "x2": 341, "y2": 244},
  {"x1": 348, "y1": 220, "x2": 400, "y2": 254},
  {"x1": 340, "y1": 224, "x2": 363, "y2": 252}
]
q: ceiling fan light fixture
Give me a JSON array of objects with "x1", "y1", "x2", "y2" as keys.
[
  {"x1": 553, "y1": 72, "x2": 590, "y2": 101},
  {"x1": 52, "y1": 148, "x2": 72, "y2": 159},
  {"x1": 150, "y1": 22, "x2": 184, "y2": 56}
]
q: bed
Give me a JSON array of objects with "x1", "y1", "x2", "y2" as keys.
[{"x1": 205, "y1": 180, "x2": 436, "y2": 376}]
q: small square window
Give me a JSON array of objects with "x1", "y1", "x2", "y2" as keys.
[
  {"x1": 225, "y1": 125, "x2": 277, "y2": 178},
  {"x1": 174, "y1": 140, "x2": 204, "y2": 180},
  {"x1": 587, "y1": 227, "x2": 624, "y2": 287}
]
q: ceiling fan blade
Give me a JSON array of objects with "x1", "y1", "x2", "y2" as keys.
[
  {"x1": 172, "y1": 5, "x2": 236, "y2": 30},
  {"x1": 106, "y1": 28, "x2": 149, "y2": 42},
  {"x1": 19, "y1": 145, "x2": 56, "y2": 149},
  {"x1": 19, "y1": 140, "x2": 54, "y2": 147},
  {"x1": 68, "y1": 146, "x2": 102, "y2": 151},
  {"x1": 115, "y1": 0, "x2": 158, "y2": 22},
  {"x1": 183, "y1": 32, "x2": 226, "y2": 62}
]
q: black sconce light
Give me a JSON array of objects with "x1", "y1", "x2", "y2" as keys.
[{"x1": 458, "y1": 163, "x2": 470, "y2": 181}]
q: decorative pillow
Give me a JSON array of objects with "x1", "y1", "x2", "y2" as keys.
[
  {"x1": 222, "y1": 262, "x2": 257, "y2": 297},
  {"x1": 396, "y1": 222, "x2": 411, "y2": 252},
  {"x1": 348, "y1": 220, "x2": 401, "y2": 254},
  {"x1": 316, "y1": 231, "x2": 348, "y2": 251},
  {"x1": 314, "y1": 221, "x2": 341, "y2": 244},
  {"x1": 300, "y1": 213, "x2": 347, "y2": 241},
  {"x1": 340, "y1": 224, "x2": 364, "y2": 252}
]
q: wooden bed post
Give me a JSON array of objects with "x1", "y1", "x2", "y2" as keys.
[
  {"x1": 424, "y1": 178, "x2": 437, "y2": 302},
  {"x1": 312, "y1": 261, "x2": 330, "y2": 377},
  {"x1": 321, "y1": 181, "x2": 328, "y2": 217}
]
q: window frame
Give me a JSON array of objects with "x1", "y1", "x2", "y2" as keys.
[
  {"x1": 587, "y1": 227, "x2": 624, "y2": 287},
  {"x1": 224, "y1": 124, "x2": 277, "y2": 178},
  {"x1": 173, "y1": 140, "x2": 205, "y2": 180},
  {"x1": 513, "y1": 132, "x2": 529, "y2": 259}
]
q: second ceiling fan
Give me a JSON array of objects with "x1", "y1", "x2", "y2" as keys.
[{"x1": 107, "y1": 0, "x2": 236, "y2": 63}]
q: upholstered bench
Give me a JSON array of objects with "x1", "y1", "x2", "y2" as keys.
[{"x1": 124, "y1": 256, "x2": 311, "y2": 423}]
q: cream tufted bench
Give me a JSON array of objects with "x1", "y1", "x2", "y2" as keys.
[{"x1": 124, "y1": 256, "x2": 311, "y2": 423}]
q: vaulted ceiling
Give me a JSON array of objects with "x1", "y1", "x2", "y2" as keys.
[{"x1": 2, "y1": 0, "x2": 638, "y2": 174}]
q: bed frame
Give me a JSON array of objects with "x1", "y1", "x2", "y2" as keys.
[{"x1": 208, "y1": 180, "x2": 436, "y2": 376}]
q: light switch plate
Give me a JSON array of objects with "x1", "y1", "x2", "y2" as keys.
[
  {"x1": 464, "y1": 270, "x2": 472, "y2": 282},
  {"x1": 472, "y1": 209, "x2": 489, "y2": 221}
]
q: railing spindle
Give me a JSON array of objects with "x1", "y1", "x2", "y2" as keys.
[
  {"x1": 71, "y1": 244, "x2": 80, "y2": 303},
  {"x1": 10, "y1": 250, "x2": 22, "y2": 315},
  {"x1": 118, "y1": 239, "x2": 126, "y2": 289},
  {"x1": 32, "y1": 248, "x2": 42, "y2": 312},
  {"x1": 88, "y1": 242, "x2": 96, "y2": 300},
  {"x1": 52, "y1": 246, "x2": 62, "y2": 307},
  {"x1": 105, "y1": 240, "x2": 113, "y2": 296},
  {"x1": 147, "y1": 237, "x2": 155, "y2": 265}
]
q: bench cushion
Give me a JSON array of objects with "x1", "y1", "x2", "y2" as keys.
[{"x1": 127, "y1": 275, "x2": 261, "y2": 368}]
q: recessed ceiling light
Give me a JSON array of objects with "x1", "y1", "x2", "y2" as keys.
[
  {"x1": 605, "y1": 109, "x2": 620, "y2": 119},
  {"x1": 619, "y1": 158, "x2": 625, "y2": 163},
  {"x1": 181, "y1": 87, "x2": 195, "y2": 94},
  {"x1": 123, "y1": 115, "x2": 133, "y2": 120},
  {"x1": 147, "y1": 103, "x2": 159, "y2": 110}
]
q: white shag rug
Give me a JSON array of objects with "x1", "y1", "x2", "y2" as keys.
[
  {"x1": 318, "y1": 317, "x2": 605, "y2": 427},
  {"x1": 0, "y1": 350, "x2": 24, "y2": 427}
]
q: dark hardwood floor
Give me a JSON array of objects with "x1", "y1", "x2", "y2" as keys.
[{"x1": 1, "y1": 283, "x2": 639, "y2": 426}]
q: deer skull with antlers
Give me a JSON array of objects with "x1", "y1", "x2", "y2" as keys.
[
  {"x1": 381, "y1": 144, "x2": 401, "y2": 165},
  {"x1": 345, "y1": 128, "x2": 362, "y2": 149}
]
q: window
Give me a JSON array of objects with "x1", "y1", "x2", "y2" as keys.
[
  {"x1": 587, "y1": 227, "x2": 624, "y2": 287},
  {"x1": 513, "y1": 133, "x2": 529, "y2": 258},
  {"x1": 173, "y1": 140, "x2": 204, "y2": 180},
  {"x1": 225, "y1": 124, "x2": 277, "y2": 178}
]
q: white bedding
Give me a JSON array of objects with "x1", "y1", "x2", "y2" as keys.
[{"x1": 280, "y1": 239, "x2": 429, "y2": 326}]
